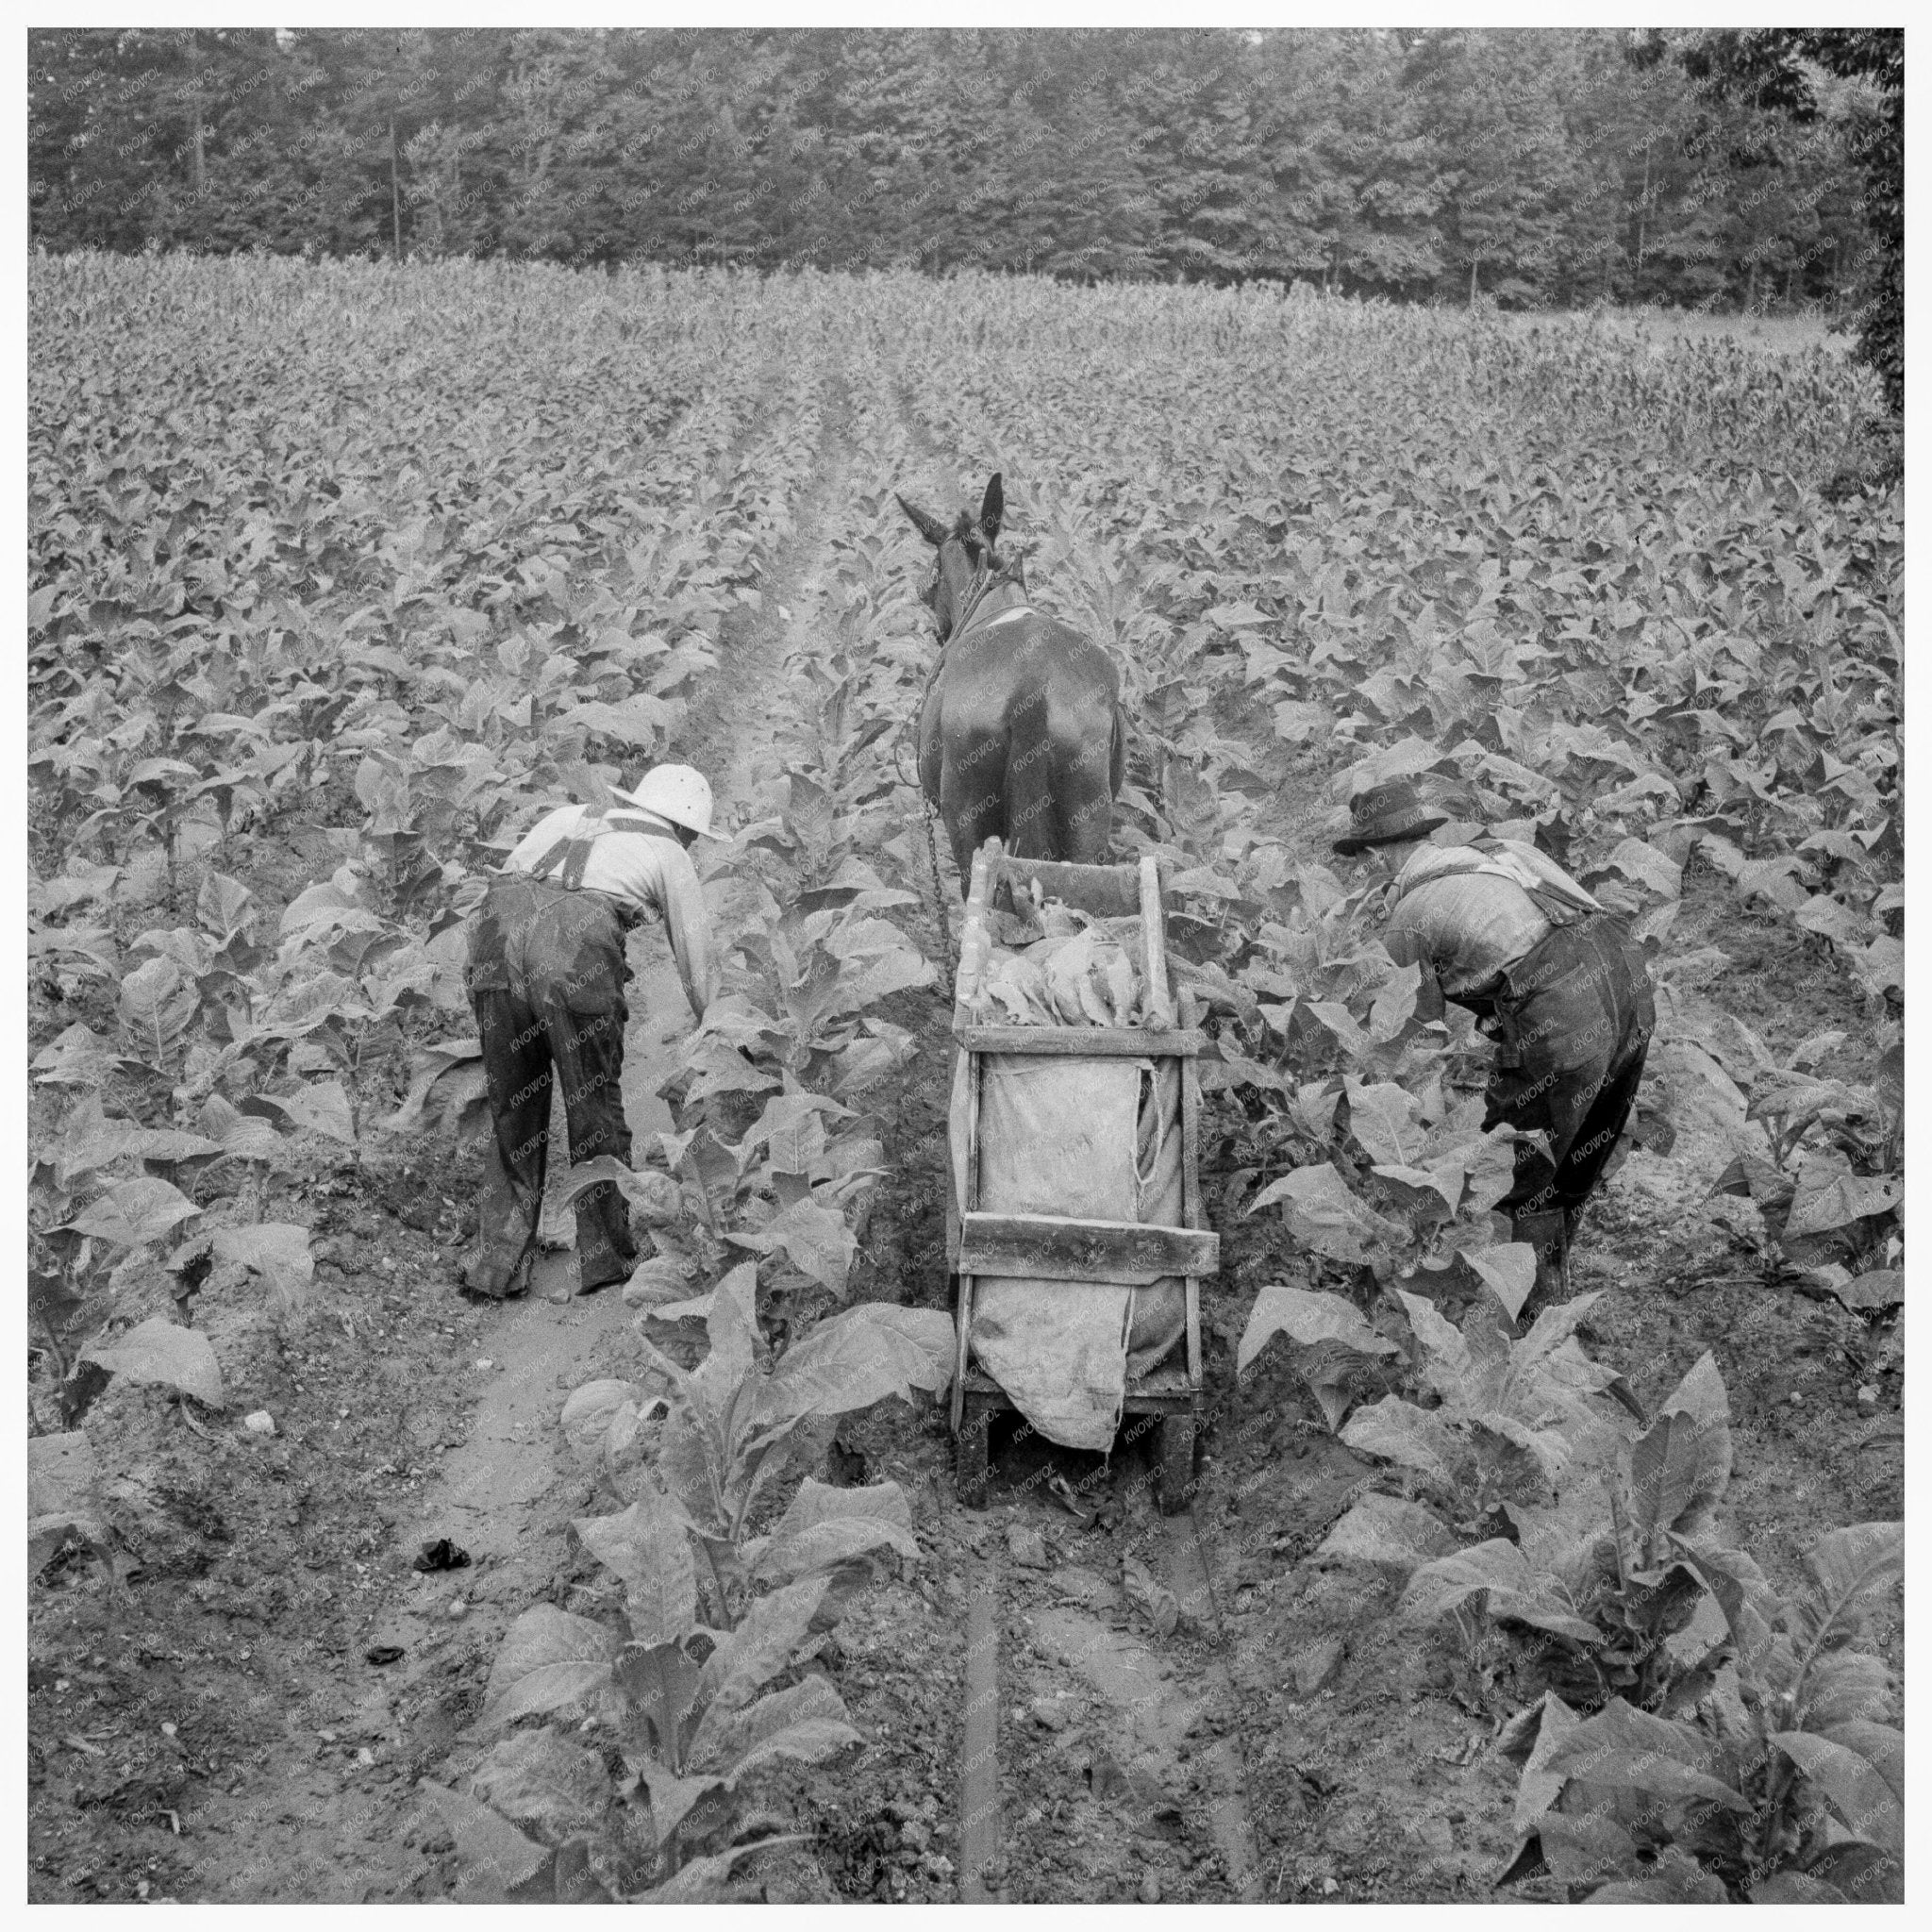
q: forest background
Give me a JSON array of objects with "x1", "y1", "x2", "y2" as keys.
[{"x1": 26, "y1": 25, "x2": 1899, "y2": 329}]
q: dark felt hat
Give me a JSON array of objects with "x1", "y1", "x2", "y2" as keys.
[{"x1": 1333, "y1": 778, "x2": 1450, "y2": 855}]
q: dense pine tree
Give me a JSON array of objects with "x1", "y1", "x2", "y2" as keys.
[{"x1": 28, "y1": 25, "x2": 1890, "y2": 348}]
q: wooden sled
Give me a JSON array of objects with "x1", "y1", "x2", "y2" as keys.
[{"x1": 945, "y1": 838, "x2": 1215, "y2": 1516}]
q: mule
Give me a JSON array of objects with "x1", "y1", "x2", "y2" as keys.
[{"x1": 897, "y1": 474, "x2": 1124, "y2": 889}]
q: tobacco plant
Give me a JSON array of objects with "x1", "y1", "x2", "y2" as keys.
[
  {"x1": 1401, "y1": 1352, "x2": 1737, "y2": 1716},
  {"x1": 1500, "y1": 1521, "x2": 1903, "y2": 1902},
  {"x1": 1705, "y1": 1041, "x2": 1903, "y2": 1307},
  {"x1": 437, "y1": 1264, "x2": 953, "y2": 1901}
]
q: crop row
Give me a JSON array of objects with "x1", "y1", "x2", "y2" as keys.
[{"x1": 441, "y1": 339, "x2": 988, "y2": 1899}]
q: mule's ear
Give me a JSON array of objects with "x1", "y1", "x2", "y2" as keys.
[
  {"x1": 979, "y1": 474, "x2": 1004, "y2": 547},
  {"x1": 896, "y1": 493, "x2": 950, "y2": 547}
]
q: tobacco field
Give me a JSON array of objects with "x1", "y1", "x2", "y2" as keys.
[{"x1": 26, "y1": 254, "x2": 1903, "y2": 1904}]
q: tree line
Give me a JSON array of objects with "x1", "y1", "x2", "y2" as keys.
[{"x1": 28, "y1": 27, "x2": 1897, "y2": 336}]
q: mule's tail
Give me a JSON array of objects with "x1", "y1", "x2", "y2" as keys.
[{"x1": 1001, "y1": 728, "x2": 1057, "y2": 862}]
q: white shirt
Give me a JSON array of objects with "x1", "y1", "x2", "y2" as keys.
[
  {"x1": 506, "y1": 805, "x2": 715, "y2": 1019},
  {"x1": 1383, "y1": 867, "x2": 1551, "y2": 1004},
  {"x1": 1381, "y1": 840, "x2": 1606, "y2": 1003}
]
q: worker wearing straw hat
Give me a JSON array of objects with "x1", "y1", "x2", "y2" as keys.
[
  {"x1": 461, "y1": 764, "x2": 721, "y2": 1300},
  {"x1": 1335, "y1": 778, "x2": 1655, "y2": 1306}
]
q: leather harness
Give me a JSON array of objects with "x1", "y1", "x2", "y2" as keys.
[
  {"x1": 921, "y1": 558, "x2": 1035, "y2": 710},
  {"x1": 937, "y1": 548, "x2": 1031, "y2": 651}
]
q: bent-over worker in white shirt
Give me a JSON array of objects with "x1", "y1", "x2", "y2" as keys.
[{"x1": 461, "y1": 764, "x2": 720, "y2": 1299}]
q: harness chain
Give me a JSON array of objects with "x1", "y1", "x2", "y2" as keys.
[{"x1": 923, "y1": 794, "x2": 959, "y2": 985}]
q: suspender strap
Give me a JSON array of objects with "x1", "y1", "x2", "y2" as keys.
[
  {"x1": 1391, "y1": 849, "x2": 1600, "y2": 930},
  {"x1": 525, "y1": 836, "x2": 574, "y2": 881},
  {"x1": 514, "y1": 810, "x2": 684, "y2": 889},
  {"x1": 526, "y1": 809, "x2": 610, "y2": 889},
  {"x1": 1521, "y1": 883, "x2": 1590, "y2": 928},
  {"x1": 605, "y1": 816, "x2": 690, "y2": 854}
]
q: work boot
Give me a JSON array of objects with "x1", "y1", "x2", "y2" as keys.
[
  {"x1": 1510, "y1": 1209, "x2": 1569, "y2": 1308},
  {"x1": 576, "y1": 1257, "x2": 635, "y2": 1296},
  {"x1": 459, "y1": 1242, "x2": 535, "y2": 1302}
]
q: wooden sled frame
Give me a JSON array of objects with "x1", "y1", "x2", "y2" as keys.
[{"x1": 946, "y1": 838, "x2": 1215, "y2": 1515}]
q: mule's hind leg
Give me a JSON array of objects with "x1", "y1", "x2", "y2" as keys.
[
  {"x1": 1054, "y1": 727, "x2": 1118, "y2": 866},
  {"x1": 943, "y1": 757, "x2": 1007, "y2": 892}
]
